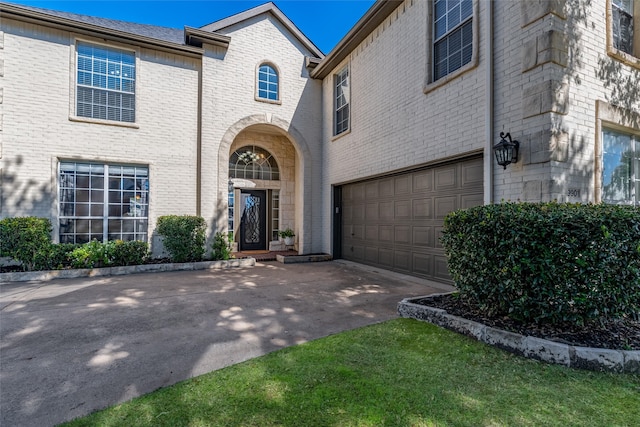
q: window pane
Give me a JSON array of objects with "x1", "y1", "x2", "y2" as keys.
[
  {"x1": 602, "y1": 130, "x2": 635, "y2": 204},
  {"x1": 76, "y1": 42, "x2": 135, "y2": 122}
]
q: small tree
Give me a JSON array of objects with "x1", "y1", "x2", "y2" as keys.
[{"x1": 156, "y1": 215, "x2": 206, "y2": 262}]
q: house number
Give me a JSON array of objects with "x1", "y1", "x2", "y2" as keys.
[{"x1": 568, "y1": 188, "x2": 581, "y2": 198}]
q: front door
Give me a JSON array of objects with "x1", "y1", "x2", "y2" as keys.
[{"x1": 240, "y1": 190, "x2": 267, "y2": 251}]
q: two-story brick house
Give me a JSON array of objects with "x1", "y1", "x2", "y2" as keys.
[{"x1": 1, "y1": 0, "x2": 638, "y2": 283}]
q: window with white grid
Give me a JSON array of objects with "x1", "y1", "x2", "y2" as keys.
[
  {"x1": 76, "y1": 42, "x2": 136, "y2": 123},
  {"x1": 257, "y1": 64, "x2": 279, "y2": 101},
  {"x1": 433, "y1": 0, "x2": 473, "y2": 81},
  {"x1": 334, "y1": 66, "x2": 350, "y2": 136},
  {"x1": 59, "y1": 162, "x2": 149, "y2": 243}
]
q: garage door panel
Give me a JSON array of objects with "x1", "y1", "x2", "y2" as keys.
[
  {"x1": 366, "y1": 202, "x2": 379, "y2": 220},
  {"x1": 379, "y1": 201, "x2": 394, "y2": 219},
  {"x1": 365, "y1": 225, "x2": 379, "y2": 241},
  {"x1": 353, "y1": 224, "x2": 364, "y2": 240},
  {"x1": 365, "y1": 246, "x2": 378, "y2": 264},
  {"x1": 461, "y1": 193, "x2": 484, "y2": 209},
  {"x1": 435, "y1": 196, "x2": 457, "y2": 219},
  {"x1": 395, "y1": 200, "x2": 411, "y2": 219},
  {"x1": 413, "y1": 253, "x2": 434, "y2": 276},
  {"x1": 413, "y1": 226, "x2": 434, "y2": 247},
  {"x1": 412, "y1": 198, "x2": 433, "y2": 219},
  {"x1": 434, "y1": 255, "x2": 451, "y2": 281},
  {"x1": 394, "y1": 225, "x2": 411, "y2": 244},
  {"x1": 380, "y1": 179, "x2": 394, "y2": 197},
  {"x1": 379, "y1": 248, "x2": 394, "y2": 267},
  {"x1": 413, "y1": 170, "x2": 433, "y2": 192},
  {"x1": 379, "y1": 225, "x2": 393, "y2": 242},
  {"x1": 341, "y1": 156, "x2": 482, "y2": 284},
  {"x1": 395, "y1": 176, "x2": 411, "y2": 194},
  {"x1": 435, "y1": 166, "x2": 457, "y2": 190},
  {"x1": 462, "y1": 158, "x2": 483, "y2": 187},
  {"x1": 394, "y1": 250, "x2": 411, "y2": 272}
]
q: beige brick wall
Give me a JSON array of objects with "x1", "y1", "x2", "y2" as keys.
[
  {"x1": 199, "y1": 13, "x2": 322, "y2": 254},
  {"x1": 320, "y1": 0, "x2": 488, "y2": 253},
  {"x1": 0, "y1": 19, "x2": 200, "y2": 254}
]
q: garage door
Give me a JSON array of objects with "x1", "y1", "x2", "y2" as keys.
[{"x1": 340, "y1": 156, "x2": 483, "y2": 283}]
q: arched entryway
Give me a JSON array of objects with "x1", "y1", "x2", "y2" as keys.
[{"x1": 217, "y1": 115, "x2": 313, "y2": 254}]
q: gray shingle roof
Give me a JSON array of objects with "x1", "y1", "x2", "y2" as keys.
[{"x1": 7, "y1": 2, "x2": 185, "y2": 45}]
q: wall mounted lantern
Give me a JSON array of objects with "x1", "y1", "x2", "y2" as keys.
[{"x1": 494, "y1": 132, "x2": 520, "y2": 169}]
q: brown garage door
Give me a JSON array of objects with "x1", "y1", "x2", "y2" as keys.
[{"x1": 340, "y1": 156, "x2": 483, "y2": 283}]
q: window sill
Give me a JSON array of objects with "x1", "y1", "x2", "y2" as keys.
[
  {"x1": 255, "y1": 96, "x2": 282, "y2": 105},
  {"x1": 331, "y1": 128, "x2": 351, "y2": 142},
  {"x1": 69, "y1": 115, "x2": 140, "y2": 129},
  {"x1": 423, "y1": 59, "x2": 479, "y2": 95},
  {"x1": 606, "y1": 46, "x2": 640, "y2": 70}
]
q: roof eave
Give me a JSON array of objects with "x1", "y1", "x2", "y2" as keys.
[
  {"x1": 0, "y1": 2, "x2": 203, "y2": 57},
  {"x1": 311, "y1": 0, "x2": 403, "y2": 79},
  {"x1": 184, "y1": 26, "x2": 231, "y2": 48}
]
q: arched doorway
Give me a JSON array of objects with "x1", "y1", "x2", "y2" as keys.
[
  {"x1": 228, "y1": 145, "x2": 282, "y2": 251},
  {"x1": 216, "y1": 115, "x2": 314, "y2": 254}
]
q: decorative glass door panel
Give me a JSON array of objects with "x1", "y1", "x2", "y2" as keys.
[{"x1": 240, "y1": 190, "x2": 267, "y2": 250}]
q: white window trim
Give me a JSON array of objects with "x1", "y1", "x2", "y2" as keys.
[
  {"x1": 333, "y1": 65, "x2": 351, "y2": 139},
  {"x1": 595, "y1": 100, "x2": 640, "y2": 204},
  {"x1": 606, "y1": 0, "x2": 640, "y2": 69},
  {"x1": 424, "y1": 0, "x2": 479, "y2": 94},
  {"x1": 69, "y1": 35, "x2": 141, "y2": 128},
  {"x1": 57, "y1": 159, "x2": 151, "y2": 243},
  {"x1": 255, "y1": 61, "x2": 282, "y2": 105}
]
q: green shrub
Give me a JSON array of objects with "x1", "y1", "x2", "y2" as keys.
[
  {"x1": 109, "y1": 240, "x2": 149, "y2": 266},
  {"x1": 211, "y1": 232, "x2": 233, "y2": 261},
  {"x1": 0, "y1": 217, "x2": 52, "y2": 271},
  {"x1": 156, "y1": 215, "x2": 206, "y2": 262},
  {"x1": 43, "y1": 243, "x2": 78, "y2": 270},
  {"x1": 70, "y1": 240, "x2": 110, "y2": 269},
  {"x1": 441, "y1": 202, "x2": 640, "y2": 325}
]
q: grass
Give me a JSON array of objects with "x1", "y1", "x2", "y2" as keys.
[{"x1": 63, "y1": 319, "x2": 640, "y2": 427}]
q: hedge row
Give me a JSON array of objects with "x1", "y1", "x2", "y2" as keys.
[
  {"x1": 1, "y1": 217, "x2": 149, "y2": 271},
  {"x1": 441, "y1": 202, "x2": 640, "y2": 325},
  {"x1": 1, "y1": 215, "x2": 232, "y2": 272}
]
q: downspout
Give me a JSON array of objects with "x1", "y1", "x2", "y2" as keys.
[
  {"x1": 196, "y1": 56, "x2": 203, "y2": 216},
  {"x1": 484, "y1": 0, "x2": 494, "y2": 204}
]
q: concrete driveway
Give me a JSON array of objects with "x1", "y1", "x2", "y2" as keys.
[{"x1": 0, "y1": 260, "x2": 454, "y2": 426}]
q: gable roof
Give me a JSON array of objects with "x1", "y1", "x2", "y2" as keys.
[
  {"x1": 0, "y1": 2, "x2": 230, "y2": 55},
  {"x1": 200, "y1": 2, "x2": 324, "y2": 59}
]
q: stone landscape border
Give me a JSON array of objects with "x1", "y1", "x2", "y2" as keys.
[
  {"x1": 0, "y1": 258, "x2": 256, "y2": 283},
  {"x1": 398, "y1": 293, "x2": 640, "y2": 373},
  {"x1": 276, "y1": 253, "x2": 332, "y2": 263}
]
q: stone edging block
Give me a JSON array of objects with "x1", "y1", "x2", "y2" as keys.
[
  {"x1": 0, "y1": 258, "x2": 256, "y2": 283},
  {"x1": 276, "y1": 254, "x2": 332, "y2": 263},
  {"x1": 398, "y1": 294, "x2": 640, "y2": 373}
]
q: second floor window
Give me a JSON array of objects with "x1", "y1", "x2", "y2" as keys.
[
  {"x1": 76, "y1": 42, "x2": 136, "y2": 123},
  {"x1": 335, "y1": 66, "x2": 350, "y2": 136},
  {"x1": 257, "y1": 64, "x2": 279, "y2": 101},
  {"x1": 433, "y1": 0, "x2": 473, "y2": 81},
  {"x1": 612, "y1": 0, "x2": 635, "y2": 55}
]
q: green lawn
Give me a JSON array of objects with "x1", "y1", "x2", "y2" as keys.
[{"x1": 63, "y1": 319, "x2": 640, "y2": 427}]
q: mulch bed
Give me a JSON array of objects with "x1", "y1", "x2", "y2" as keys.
[{"x1": 413, "y1": 293, "x2": 640, "y2": 351}]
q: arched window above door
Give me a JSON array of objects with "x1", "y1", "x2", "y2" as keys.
[{"x1": 229, "y1": 146, "x2": 280, "y2": 181}]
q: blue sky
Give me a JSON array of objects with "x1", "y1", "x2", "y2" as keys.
[{"x1": 7, "y1": 0, "x2": 377, "y2": 54}]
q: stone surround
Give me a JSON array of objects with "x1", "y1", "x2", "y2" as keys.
[{"x1": 398, "y1": 293, "x2": 640, "y2": 373}]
